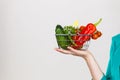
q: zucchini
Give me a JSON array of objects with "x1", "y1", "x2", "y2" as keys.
[{"x1": 55, "y1": 25, "x2": 71, "y2": 49}]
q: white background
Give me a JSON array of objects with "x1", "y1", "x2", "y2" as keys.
[{"x1": 0, "y1": 0, "x2": 120, "y2": 80}]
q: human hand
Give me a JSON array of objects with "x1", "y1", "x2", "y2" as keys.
[{"x1": 55, "y1": 46, "x2": 92, "y2": 59}]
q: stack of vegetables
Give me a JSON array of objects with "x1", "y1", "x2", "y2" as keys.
[{"x1": 55, "y1": 18, "x2": 102, "y2": 50}]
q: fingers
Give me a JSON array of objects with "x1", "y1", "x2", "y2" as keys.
[
  {"x1": 55, "y1": 47, "x2": 80, "y2": 56},
  {"x1": 54, "y1": 48, "x2": 72, "y2": 54},
  {"x1": 55, "y1": 47, "x2": 91, "y2": 57},
  {"x1": 67, "y1": 47, "x2": 86, "y2": 56},
  {"x1": 67, "y1": 46, "x2": 78, "y2": 54}
]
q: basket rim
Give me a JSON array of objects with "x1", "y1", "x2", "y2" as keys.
[{"x1": 55, "y1": 33, "x2": 91, "y2": 36}]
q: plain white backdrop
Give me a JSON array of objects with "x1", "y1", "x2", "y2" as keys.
[{"x1": 0, "y1": 0, "x2": 120, "y2": 80}]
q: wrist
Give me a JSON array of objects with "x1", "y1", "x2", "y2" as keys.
[{"x1": 83, "y1": 52, "x2": 94, "y2": 62}]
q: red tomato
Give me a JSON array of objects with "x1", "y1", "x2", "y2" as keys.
[
  {"x1": 91, "y1": 33, "x2": 99, "y2": 40},
  {"x1": 80, "y1": 26, "x2": 85, "y2": 31},
  {"x1": 96, "y1": 31, "x2": 102, "y2": 37}
]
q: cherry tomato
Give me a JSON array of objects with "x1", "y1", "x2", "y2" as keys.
[
  {"x1": 96, "y1": 31, "x2": 102, "y2": 37},
  {"x1": 91, "y1": 33, "x2": 99, "y2": 40},
  {"x1": 80, "y1": 26, "x2": 85, "y2": 31}
]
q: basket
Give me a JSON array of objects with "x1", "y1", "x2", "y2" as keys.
[{"x1": 55, "y1": 33, "x2": 91, "y2": 50}]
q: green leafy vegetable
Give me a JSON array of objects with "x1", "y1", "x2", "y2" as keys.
[
  {"x1": 63, "y1": 25, "x2": 76, "y2": 45},
  {"x1": 55, "y1": 25, "x2": 71, "y2": 49}
]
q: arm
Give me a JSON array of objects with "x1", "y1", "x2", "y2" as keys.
[
  {"x1": 55, "y1": 47, "x2": 104, "y2": 80},
  {"x1": 84, "y1": 53, "x2": 104, "y2": 80}
]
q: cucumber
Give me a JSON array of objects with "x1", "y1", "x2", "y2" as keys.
[{"x1": 55, "y1": 25, "x2": 71, "y2": 49}]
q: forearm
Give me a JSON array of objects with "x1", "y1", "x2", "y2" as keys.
[
  {"x1": 55, "y1": 47, "x2": 104, "y2": 80},
  {"x1": 84, "y1": 54, "x2": 104, "y2": 80}
]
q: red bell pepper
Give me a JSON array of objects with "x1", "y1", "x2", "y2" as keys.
[{"x1": 72, "y1": 18, "x2": 102, "y2": 49}]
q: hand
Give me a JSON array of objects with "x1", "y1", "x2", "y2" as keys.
[
  {"x1": 55, "y1": 47, "x2": 103, "y2": 80},
  {"x1": 55, "y1": 46, "x2": 92, "y2": 59}
]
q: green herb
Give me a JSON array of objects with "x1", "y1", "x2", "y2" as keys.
[{"x1": 63, "y1": 26, "x2": 76, "y2": 45}]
